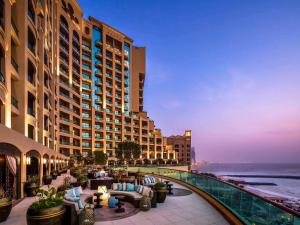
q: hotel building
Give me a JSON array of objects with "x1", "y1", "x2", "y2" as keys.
[
  {"x1": 166, "y1": 130, "x2": 192, "y2": 164},
  {"x1": 0, "y1": 0, "x2": 190, "y2": 198}
]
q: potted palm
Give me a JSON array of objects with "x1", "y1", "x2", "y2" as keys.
[
  {"x1": 24, "y1": 175, "x2": 40, "y2": 197},
  {"x1": 0, "y1": 187, "x2": 12, "y2": 222},
  {"x1": 57, "y1": 176, "x2": 72, "y2": 192},
  {"x1": 51, "y1": 170, "x2": 58, "y2": 180},
  {"x1": 43, "y1": 174, "x2": 52, "y2": 185},
  {"x1": 27, "y1": 186, "x2": 65, "y2": 225},
  {"x1": 154, "y1": 182, "x2": 167, "y2": 203}
]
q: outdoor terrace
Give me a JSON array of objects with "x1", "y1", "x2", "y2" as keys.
[{"x1": 2, "y1": 171, "x2": 229, "y2": 225}]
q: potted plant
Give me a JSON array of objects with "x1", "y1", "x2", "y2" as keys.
[
  {"x1": 43, "y1": 175, "x2": 52, "y2": 185},
  {"x1": 57, "y1": 176, "x2": 72, "y2": 192},
  {"x1": 51, "y1": 170, "x2": 58, "y2": 180},
  {"x1": 24, "y1": 175, "x2": 40, "y2": 197},
  {"x1": 0, "y1": 187, "x2": 12, "y2": 222},
  {"x1": 77, "y1": 174, "x2": 88, "y2": 190},
  {"x1": 154, "y1": 182, "x2": 167, "y2": 203},
  {"x1": 27, "y1": 186, "x2": 65, "y2": 225}
]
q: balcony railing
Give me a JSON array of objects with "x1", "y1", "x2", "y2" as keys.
[
  {"x1": 0, "y1": 71, "x2": 4, "y2": 84},
  {"x1": 11, "y1": 57, "x2": 19, "y2": 72},
  {"x1": 11, "y1": 96, "x2": 18, "y2": 109},
  {"x1": 128, "y1": 167, "x2": 300, "y2": 225},
  {"x1": 11, "y1": 18, "x2": 18, "y2": 36}
]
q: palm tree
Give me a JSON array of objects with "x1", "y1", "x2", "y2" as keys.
[{"x1": 115, "y1": 141, "x2": 141, "y2": 164}]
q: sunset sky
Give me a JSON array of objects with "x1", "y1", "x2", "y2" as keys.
[{"x1": 79, "y1": 0, "x2": 300, "y2": 163}]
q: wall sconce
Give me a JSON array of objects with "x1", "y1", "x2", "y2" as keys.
[
  {"x1": 26, "y1": 157, "x2": 31, "y2": 165},
  {"x1": 50, "y1": 159, "x2": 54, "y2": 164},
  {"x1": 43, "y1": 158, "x2": 47, "y2": 164}
]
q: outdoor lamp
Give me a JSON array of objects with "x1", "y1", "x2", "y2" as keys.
[
  {"x1": 98, "y1": 186, "x2": 110, "y2": 205},
  {"x1": 98, "y1": 186, "x2": 107, "y2": 194},
  {"x1": 26, "y1": 157, "x2": 31, "y2": 165}
]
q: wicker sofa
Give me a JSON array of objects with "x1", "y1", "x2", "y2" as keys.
[{"x1": 109, "y1": 184, "x2": 153, "y2": 208}]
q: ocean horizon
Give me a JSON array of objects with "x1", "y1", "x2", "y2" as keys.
[{"x1": 199, "y1": 162, "x2": 300, "y2": 199}]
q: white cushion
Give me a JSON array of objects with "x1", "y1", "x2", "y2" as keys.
[
  {"x1": 122, "y1": 182, "x2": 126, "y2": 191},
  {"x1": 112, "y1": 183, "x2": 118, "y2": 191}
]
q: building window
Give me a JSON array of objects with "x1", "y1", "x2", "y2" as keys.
[
  {"x1": 27, "y1": 59, "x2": 36, "y2": 85},
  {"x1": 28, "y1": 124, "x2": 34, "y2": 139},
  {"x1": 27, "y1": 27, "x2": 36, "y2": 54},
  {"x1": 27, "y1": 92, "x2": 35, "y2": 117}
]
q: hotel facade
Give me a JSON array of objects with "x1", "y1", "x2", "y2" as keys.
[{"x1": 0, "y1": 0, "x2": 191, "y2": 198}]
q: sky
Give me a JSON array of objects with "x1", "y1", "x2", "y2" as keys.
[{"x1": 78, "y1": 0, "x2": 300, "y2": 163}]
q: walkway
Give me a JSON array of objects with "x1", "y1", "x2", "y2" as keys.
[{"x1": 3, "y1": 175, "x2": 229, "y2": 225}]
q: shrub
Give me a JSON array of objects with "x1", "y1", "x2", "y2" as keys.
[
  {"x1": 29, "y1": 187, "x2": 64, "y2": 210},
  {"x1": 154, "y1": 182, "x2": 166, "y2": 190}
]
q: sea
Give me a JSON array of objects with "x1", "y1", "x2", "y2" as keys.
[{"x1": 199, "y1": 163, "x2": 300, "y2": 199}]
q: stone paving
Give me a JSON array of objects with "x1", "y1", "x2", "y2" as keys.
[{"x1": 3, "y1": 174, "x2": 229, "y2": 225}]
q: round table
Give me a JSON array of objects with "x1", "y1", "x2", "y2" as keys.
[
  {"x1": 94, "y1": 193, "x2": 103, "y2": 208},
  {"x1": 115, "y1": 195, "x2": 126, "y2": 213},
  {"x1": 167, "y1": 183, "x2": 173, "y2": 195}
]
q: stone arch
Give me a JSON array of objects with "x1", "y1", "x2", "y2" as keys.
[
  {"x1": 0, "y1": 142, "x2": 22, "y2": 199},
  {"x1": 43, "y1": 153, "x2": 50, "y2": 176},
  {"x1": 25, "y1": 150, "x2": 41, "y2": 179}
]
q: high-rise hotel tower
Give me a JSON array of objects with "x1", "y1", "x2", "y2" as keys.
[{"x1": 0, "y1": 0, "x2": 191, "y2": 168}]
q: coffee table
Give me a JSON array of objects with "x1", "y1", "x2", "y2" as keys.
[
  {"x1": 167, "y1": 183, "x2": 173, "y2": 195},
  {"x1": 115, "y1": 195, "x2": 125, "y2": 213},
  {"x1": 94, "y1": 192, "x2": 103, "y2": 208}
]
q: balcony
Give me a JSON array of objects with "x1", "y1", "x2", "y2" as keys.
[
  {"x1": 0, "y1": 71, "x2": 4, "y2": 84},
  {"x1": 11, "y1": 18, "x2": 19, "y2": 37},
  {"x1": 95, "y1": 50, "x2": 102, "y2": 58},
  {"x1": 11, "y1": 57, "x2": 19, "y2": 73},
  {"x1": 11, "y1": 96, "x2": 19, "y2": 114},
  {"x1": 82, "y1": 44, "x2": 91, "y2": 51},
  {"x1": 95, "y1": 39, "x2": 102, "y2": 47}
]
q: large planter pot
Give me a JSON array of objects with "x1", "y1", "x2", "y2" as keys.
[
  {"x1": 156, "y1": 189, "x2": 167, "y2": 203},
  {"x1": 24, "y1": 183, "x2": 39, "y2": 197},
  {"x1": 43, "y1": 176, "x2": 53, "y2": 185},
  {"x1": 78, "y1": 180, "x2": 88, "y2": 190},
  {"x1": 27, "y1": 204, "x2": 65, "y2": 225},
  {"x1": 0, "y1": 198, "x2": 12, "y2": 222},
  {"x1": 51, "y1": 171, "x2": 58, "y2": 180}
]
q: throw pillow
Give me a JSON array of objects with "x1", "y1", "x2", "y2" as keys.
[
  {"x1": 74, "y1": 187, "x2": 82, "y2": 197},
  {"x1": 122, "y1": 182, "x2": 127, "y2": 191},
  {"x1": 138, "y1": 186, "x2": 144, "y2": 194},
  {"x1": 112, "y1": 183, "x2": 118, "y2": 191},
  {"x1": 66, "y1": 188, "x2": 76, "y2": 197},
  {"x1": 117, "y1": 183, "x2": 123, "y2": 191},
  {"x1": 134, "y1": 185, "x2": 138, "y2": 191},
  {"x1": 150, "y1": 177, "x2": 155, "y2": 183},
  {"x1": 126, "y1": 183, "x2": 134, "y2": 192},
  {"x1": 143, "y1": 178, "x2": 148, "y2": 184}
]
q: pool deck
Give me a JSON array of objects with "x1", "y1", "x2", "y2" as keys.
[{"x1": 2, "y1": 173, "x2": 229, "y2": 225}]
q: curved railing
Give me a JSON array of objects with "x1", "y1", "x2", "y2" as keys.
[{"x1": 128, "y1": 167, "x2": 300, "y2": 225}]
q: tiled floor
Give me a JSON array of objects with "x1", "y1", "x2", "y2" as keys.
[
  {"x1": 95, "y1": 181, "x2": 230, "y2": 225},
  {"x1": 3, "y1": 174, "x2": 229, "y2": 225}
]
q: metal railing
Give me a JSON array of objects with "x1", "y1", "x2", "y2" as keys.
[
  {"x1": 11, "y1": 18, "x2": 18, "y2": 36},
  {"x1": 11, "y1": 57, "x2": 18, "y2": 72},
  {"x1": 0, "y1": 71, "x2": 4, "y2": 84},
  {"x1": 128, "y1": 167, "x2": 300, "y2": 225},
  {"x1": 11, "y1": 96, "x2": 18, "y2": 109}
]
